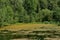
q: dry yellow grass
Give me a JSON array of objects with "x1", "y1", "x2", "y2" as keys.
[{"x1": 0, "y1": 23, "x2": 58, "y2": 31}]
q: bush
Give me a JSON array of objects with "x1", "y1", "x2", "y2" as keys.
[
  {"x1": 57, "y1": 22, "x2": 60, "y2": 26},
  {"x1": 43, "y1": 21, "x2": 50, "y2": 24}
]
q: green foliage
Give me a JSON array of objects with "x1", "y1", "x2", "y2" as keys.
[
  {"x1": 0, "y1": 0, "x2": 60, "y2": 27},
  {"x1": 41, "y1": 9, "x2": 53, "y2": 21},
  {"x1": 53, "y1": 7, "x2": 60, "y2": 22}
]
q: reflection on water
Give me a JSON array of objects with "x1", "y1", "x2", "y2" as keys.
[
  {"x1": 11, "y1": 38, "x2": 28, "y2": 40},
  {"x1": 11, "y1": 38, "x2": 40, "y2": 40},
  {"x1": 11, "y1": 38, "x2": 60, "y2": 40},
  {"x1": 11, "y1": 37, "x2": 44, "y2": 40},
  {"x1": 0, "y1": 28, "x2": 60, "y2": 40}
]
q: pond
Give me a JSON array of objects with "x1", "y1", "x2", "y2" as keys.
[
  {"x1": 0, "y1": 29, "x2": 60, "y2": 40},
  {"x1": 11, "y1": 38, "x2": 38, "y2": 40},
  {"x1": 11, "y1": 38, "x2": 60, "y2": 40},
  {"x1": 11, "y1": 37, "x2": 46, "y2": 40},
  {"x1": 11, "y1": 38, "x2": 28, "y2": 40}
]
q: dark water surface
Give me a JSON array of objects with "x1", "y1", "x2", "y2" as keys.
[{"x1": 11, "y1": 38, "x2": 60, "y2": 40}]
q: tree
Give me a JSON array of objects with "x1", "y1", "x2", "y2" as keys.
[
  {"x1": 38, "y1": 9, "x2": 53, "y2": 22},
  {"x1": 6, "y1": 6, "x2": 14, "y2": 24},
  {"x1": 39, "y1": 0, "x2": 48, "y2": 9},
  {"x1": 23, "y1": 0, "x2": 38, "y2": 22},
  {"x1": 53, "y1": 7, "x2": 60, "y2": 22},
  {"x1": 0, "y1": 0, "x2": 60, "y2": 27}
]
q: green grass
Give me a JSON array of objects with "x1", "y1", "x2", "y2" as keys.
[{"x1": 0, "y1": 23, "x2": 59, "y2": 31}]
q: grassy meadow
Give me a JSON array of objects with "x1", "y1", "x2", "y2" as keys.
[
  {"x1": 0, "y1": 23, "x2": 60, "y2": 40},
  {"x1": 0, "y1": 23, "x2": 59, "y2": 31}
]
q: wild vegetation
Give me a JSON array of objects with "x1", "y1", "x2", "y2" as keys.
[
  {"x1": 0, "y1": 0, "x2": 60, "y2": 27},
  {"x1": 0, "y1": 0, "x2": 60, "y2": 40},
  {"x1": 0, "y1": 24, "x2": 60, "y2": 40}
]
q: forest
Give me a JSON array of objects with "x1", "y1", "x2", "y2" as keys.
[{"x1": 0, "y1": 0, "x2": 60, "y2": 27}]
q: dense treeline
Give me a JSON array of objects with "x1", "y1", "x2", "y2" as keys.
[{"x1": 0, "y1": 0, "x2": 60, "y2": 26}]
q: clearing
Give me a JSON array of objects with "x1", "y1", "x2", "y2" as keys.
[{"x1": 0, "y1": 23, "x2": 59, "y2": 31}]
